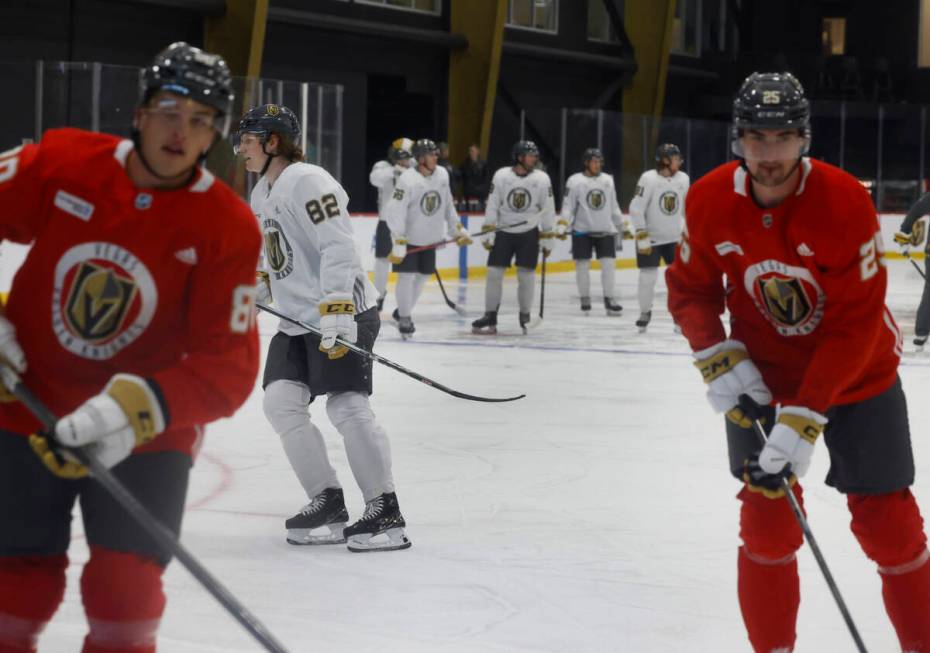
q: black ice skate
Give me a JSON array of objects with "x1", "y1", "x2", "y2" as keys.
[
  {"x1": 397, "y1": 315, "x2": 415, "y2": 339},
  {"x1": 916, "y1": 334, "x2": 928, "y2": 352},
  {"x1": 519, "y1": 312, "x2": 531, "y2": 334},
  {"x1": 635, "y1": 311, "x2": 652, "y2": 333},
  {"x1": 471, "y1": 311, "x2": 498, "y2": 335},
  {"x1": 580, "y1": 296, "x2": 592, "y2": 313},
  {"x1": 604, "y1": 297, "x2": 622, "y2": 316},
  {"x1": 344, "y1": 492, "x2": 411, "y2": 552},
  {"x1": 376, "y1": 294, "x2": 385, "y2": 312},
  {"x1": 285, "y1": 487, "x2": 349, "y2": 545}
]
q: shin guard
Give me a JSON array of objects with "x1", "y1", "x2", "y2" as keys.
[{"x1": 0, "y1": 555, "x2": 67, "y2": 653}]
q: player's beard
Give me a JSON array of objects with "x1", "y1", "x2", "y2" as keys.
[{"x1": 747, "y1": 158, "x2": 801, "y2": 188}]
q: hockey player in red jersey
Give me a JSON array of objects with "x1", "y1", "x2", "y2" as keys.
[
  {"x1": 0, "y1": 42, "x2": 261, "y2": 653},
  {"x1": 667, "y1": 71, "x2": 930, "y2": 652}
]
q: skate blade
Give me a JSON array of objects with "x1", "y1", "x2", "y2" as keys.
[
  {"x1": 471, "y1": 327, "x2": 498, "y2": 335},
  {"x1": 605, "y1": 310, "x2": 622, "y2": 317},
  {"x1": 637, "y1": 326, "x2": 648, "y2": 333},
  {"x1": 346, "y1": 527, "x2": 411, "y2": 553},
  {"x1": 287, "y1": 522, "x2": 347, "y2": 545}
]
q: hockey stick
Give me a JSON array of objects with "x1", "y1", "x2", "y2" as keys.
[
  {"x1": 405, "y1": 220, "x2": 529, "y2": 256},
  {"x1": 257, "y1": 303, "x2": 525, "y2": 402},
  {"x1": 903, "y1": 249, "x2": 927, "y2": 280},
  {"x1": 539, "y1": 250, "x2": 547, "y2": 319},
  {"x1": 0, "y1": 366, "x2": 290, "y2": 653},
  {"x1": 738, "y1": 395, "x2": 868, "y2": 653},
  {"x1": 433, "y1": 269, "x2": 468, "y2": 316}
]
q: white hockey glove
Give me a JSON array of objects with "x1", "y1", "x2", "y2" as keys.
[
  {"x1": 388, "y1": 237, "x2": 407, "y2": 264},
  {"x1": 554, "y1": 219, "x2": 570, "y2": 240},
  {"x1": 693, "y1": 339, "x2": 772, "y2": 428},
  {"x1": 37, "y1": 374, "x2": 167, "y2": 477},
  {"x1": 0, "y1": 313, "x2": 26, "y2": 402},
  {"x1": 635, "y1": 229, "x2": 653, "y2": 255},
  {"x1": 481, "y1": 224, "x2": 496, "y2": 252},
  {"x1": 758, "y1": 406, "x2": 827, "y2": 478},
  {"x1": 256, "y1": 271, "x2": 272, "y2": 305},
  {"x1": 319, "y1": 296, "x2": 357, "y2": 360},
  {"x1": 453, "y1": 223, "x2": 473, "y2": 247},
  {"x1": 539, "y1": 231, "x2": 556, "y2": 256}
]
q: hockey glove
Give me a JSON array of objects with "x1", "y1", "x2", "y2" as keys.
[
  {"x1": 743, "y1": 452, "x2": 797, "y2": 500},
  {"x1": 539, "y1": 231, "x2": 556, "y2": 256},
  {"x1": 52, "y1": 374, "x2": 167, "y2": 474},
  {"x1": 894, "y1": 231, "x2": 912, "y2": 247},
  {"x1": 256, "y1": 271, "x2": 272, "y2": 305},
  {"x1": 693, "y1": 340, "x2": 772, "y2": 427},
  {"x1": 554, "y1": 219, "x2": 570, "y2": 240},
  {"x1": 482, "y1": 231, "x2": 496, "y2": 252},
  {"x1": 0, "y1": 314, "x2": 26, "y2": 402},
  {"x1": 28, "y1": 434, "x2": 88, "y2": 479},
  {"x1": 758, "y1": 406, "x2": 826, "y2": 478},
  {"x1": 635, "y1": 230, "x2": 653, "y2": 255},
  {"x1": 614, "y1": 233, "x2": 623, "y2": 252},
  {"x1": 388, "y1": 237, "x2": 407, "y2": 264},
  {"x1": 453, "y1": 223, "x2": 473, "y2": 247},
  {"x1": 319, "y1": 296, "x2": 357, "y2": 360}
]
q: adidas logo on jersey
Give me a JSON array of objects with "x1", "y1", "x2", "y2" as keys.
[
  {"x1": 797, "y1": 242, "x2": 815, "y2": 257},
  {"x1": 175, "y1": 247, "x2": 198, "y2": 265},
  {"x1": 54, "y1": 190, "x2": 94, "y2": 221}
]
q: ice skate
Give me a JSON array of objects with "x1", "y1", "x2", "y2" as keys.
[
  {"x1": 285, "y1": 488, "x2": 348, "y2": 545},
  {"x1": 916, "y1": 334, "x2": 928, "y2": 352},
  {"x1": 397, "y1": 316, "x2": 415, "y2": 340},
  {"x1": 376, "y1": 294, "x2": 385, "y2": 312},
  {"x1": 471, "y1": 311, "x2": 498, "y2": 335},
  {"x1": 519, "y1": 312, "x2": 531, "y2": 334},
  {"x1": 345, "y1": 492, "x2": 411, "y2": 552},
  {"x1": 580, "y1": 296, "x2": 591, "y2": 314},
  {"x1": 635, "y1": 311, "x2": 652, "y2": 333},
  {"x1": 604, "y1": 297, "x2": 622, "y2": 316}
]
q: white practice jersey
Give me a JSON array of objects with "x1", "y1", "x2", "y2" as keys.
[
  {"x1": 485, "y1": 167, "x2": 556, "y2": 234},
  {"x1": 369, "y1": 159, "x2": 410, "y2": 222},
  {"x1": 628, "y1": 169, "x2": 690, "y2": 245},
  {"x1": 384, "y1": 165, "x2": 460, "y2": 246},
  {"x1": 251, "y1": 162, "x2": 378, "y2": 335},
  {"x1": 561, "y1": 172, "x2": 623, "y2": 235}
]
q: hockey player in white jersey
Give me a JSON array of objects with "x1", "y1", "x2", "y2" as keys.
[
  {"x1": 238, "y1": 104, "x2": 410, "y2": 552},
  {"x1": 558, "y1": 147, "x2": 624, "y2": 315},
  {"x1": 384, "y1": 138, "x2": 472, "y2": 337},
  {"x1": 472, "y1": 140, "x2": 557, "y2": 334},
  {"x1": 628, "y1": 143, "x2": 689, "y2": 331},
  {"x1": 369, "y1": 137, "x2": 413, "y2": 311}
]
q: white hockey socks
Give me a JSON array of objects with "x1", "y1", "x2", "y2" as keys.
[
  {"x1": 485, "y1": 266, "x2": 505, "y2": 312},
  {"x1": 373, "y1": 257, "x2": 390, "y2": 296},
  {"x1": 412, "y1": 272, "x2": 430, "y2": 309},
  {"x1": 395, "y1": 272, "x2": 417, "y2": 318},
  {"x1": 575, "y1": 259, "x2": 591, "y2": 298},
  {"x1": 263, "y1": 380, "x2": 340, "y2": 499},
  {"x1": 327, "y1": 392, "x2": 395, "y2": 502},
  {"x1": 600, "y1": 257, "x2": 616, "y2": 299},
  {"x1": 638, "y1": 266, "x2": 659, "y2": 313},
  {"x1": 517, "y1": 267, "x2": 535, "y2": 314}
]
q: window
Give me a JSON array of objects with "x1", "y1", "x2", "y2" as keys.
[
  {"x1": 588, "y1": 0, "x2": 621, "y2": 42},
  {"x1": 353, "y1": 0, "x2": 441, "y2": 14},
  {"x1": 671, "y1": 0, "x2": 701, "y2": 56},
  {"x1": 507, "y1": 0, "x2": 558, "y2": 34},
  {"x1": 822, "y1": 17, "x2": 846, "y2": 56}
]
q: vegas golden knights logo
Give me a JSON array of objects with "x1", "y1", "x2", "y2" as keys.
[
  {"x1": 507, "y1": 188, "x2": 530, "y2": 211},
  {"x1": 586, "y1": 189, "x2": 605, "y2": 210},
  {"x1": 759, "y1": 276, "x2": 811, "y2": 327},
  {"x1": 264, "y1": 231, "x2": 287, "y2": 272},
  {"x1": 659, "y1": 191, "x2": 678, "y2": 215},
  {"x1": 267, "y1": 104, "x2": 279, "y2": 116},
  {"x1": 65, "y1": 262, "x2": 137, "y2": 342},
  {"x1": 420, "y1": 190, "x2": 441, "y2": 216}
]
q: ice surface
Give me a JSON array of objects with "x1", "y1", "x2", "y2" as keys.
[{"x1": 39, "y1": 260, "x2": 930, "y2": 652}]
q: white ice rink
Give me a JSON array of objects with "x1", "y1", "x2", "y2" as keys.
[{"x1": 38, "y1": 259, "x2": 930, "y2": 652}]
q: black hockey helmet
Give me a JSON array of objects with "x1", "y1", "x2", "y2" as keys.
[
  {"x1": 412, "y1": 138, "x2": 439, "y2": 159},
  {"x1": 655, "y1": 143, "x2": 681, "y2": 162},
  {"x1": 512, "y1": 140, "x2": 540, "y2": 164},
  {"x1": 731, "y1": 72, "x2": 810, "y2": 156},
  {"x1": 237, "y1": 104, "x2": 302, "y2": 147},
  {"x1": 583, "y1": 147, "x2": 604, "y2": 164},
  {"x1": 141, "y1": 41, "x2": 234, "y2": 134},
  {"x1": 388, "y1": 137, "x2": 413, "y2": 163}
]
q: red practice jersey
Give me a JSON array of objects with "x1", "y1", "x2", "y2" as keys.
[
  {"x1": 0, "y1": 128, "x2": 262, "y2": 456},
  {"x1": 667, "y1": 158, "x2": 902, "y2": 413}
]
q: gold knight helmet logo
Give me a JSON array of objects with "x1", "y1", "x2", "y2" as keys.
[
  {"x1": 65, "y1": 262, "x2": 137, "y2": 342},
  {"x1": 587, "y1": 189, "x2": 605, "y2": 210},
  {"x1": 508, "y1": 188, "x2": 530, "y2": 211},
  {"x1": 660, "y1": 191, "x2": 679, "y2": 215},
  {"x1": 267, "y1": 104, "x2": 279, "y2": 116},
  {"x1": 264, "y1": 230, "x2": 287, "y2": 272},
  {"x1": 420, "y1": 190, "x2": 441, "y2": 215},
  {"x1": 759, "y1": 276, "x2": 811, "y2": 327}
]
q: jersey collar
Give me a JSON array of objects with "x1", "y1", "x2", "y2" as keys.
[{"x1": 733, "y1": 157, "x2": 812, "y2": 198}]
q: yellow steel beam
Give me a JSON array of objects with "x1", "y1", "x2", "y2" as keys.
[
  {"x1": 448, "y1": 0, "x2": 508, "y2": 163},
  {"x1": 204, "y1": 0, "x2": 269, "y2": 79}
]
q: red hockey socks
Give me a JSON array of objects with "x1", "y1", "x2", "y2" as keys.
[
  {"x1": 81, "y1": 547, "x2": 166, "y2": 653},
  {"x1": 737, "y1": 484, "x2": 805, "y2": 652},
  {"x1": 0, "y1": 554, "x2": 68, "y2": 653},
  {"x1": 849, "y1": 490, "x2": 930, "y2": 651}
]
